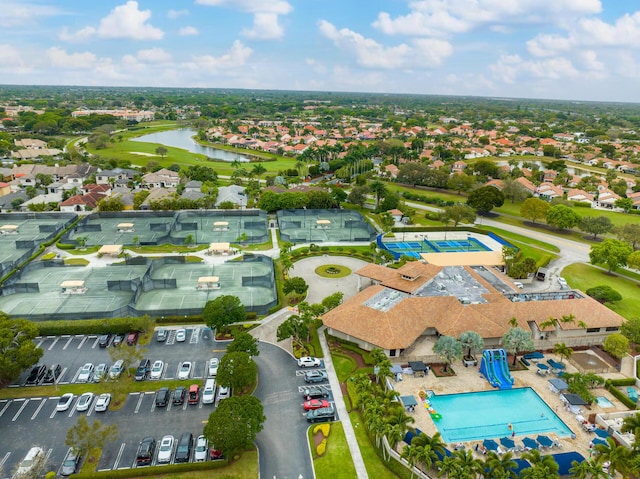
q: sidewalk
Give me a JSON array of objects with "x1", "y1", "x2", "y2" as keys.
[{"x1": 318, "y1": 326, "x2": 369, "y2": 479}]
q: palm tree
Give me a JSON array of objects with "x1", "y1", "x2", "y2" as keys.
[
  {"x1": 369, "y1": 180, "x2": 387, "y2": 210},
  {"x1": 485, "y1": 451, "x2": 518, "y2": 479},
  {"x1": 401, "y1": 443, "x2": 423, "y2": 479},
  {"x1": 521, "y1": 449, "x2": 559, "y2": 478},
  {"x1": 569, "y1": 458, "x2": 608, "y2": 479},
  {"x1": 385, "y1": 408, "x2": 416, "y2": 435},
  {"x1": 438, "y1": 449, "x2": 484, "y2": 478},
  {"x1": 621, "y1": 412, "x2": 640, "y2": 448},
  {"x1": 459, "y1": 330, "x2": 485, "y2": 360},
  {"x1": 412, "y1": 432, "x2": 445, "y2": 471},
  {"x1": 553, "y1": 342, "x2": 573, "y2": 364},
  {"x1": 384, "y1": 423, "x2": 405, "y2": 457},
  {"x1": 501, "y1": 326, "x2": 534, "y2": 366},
  {"x1": 251, "y1": 164, "x2": 267, "y2": 187},
  {"x1": 594, "y1": 437, "x2": 631, "y2": 477}
]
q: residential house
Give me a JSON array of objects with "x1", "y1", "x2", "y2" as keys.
[
  {"x1": 184, "y1": 180, "x2": 203, "y2": 193},
  {"x1": 216, "y1": 185, "x2": 247, "y2": 208},
  {"x1": 0, "y1": 190, "x2": 28, "y2": 213},
  {"x1": 139, "y1": 187, "x2": 177, "y2": 210},
  {"x1": 141, "y1": 169, "x2": 180, "y2": 189},
  {"x1": 536, "y1": 183, "x2": 564, "y2": 201},
  {"x1": 0, "y1": 182, "x2": 10, "y2": 197},
  {"x1": 95, "y1": 168, "x2": 138, "y2": 185},
  {"x1": 596, "y1": 189, "x2": 620, "y2": 209},
  {"x1": 514, "y1": 177, "x2": 537, "y2": 196},
  {"x1": 384, "y1": 164, "x2": 399, "y2": 179},
  {"x1": 566, "y1": 189, "x2": 595, "y2": 204}
]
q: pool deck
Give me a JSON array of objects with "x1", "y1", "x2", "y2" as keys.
[{"x1": 391, "y1": 355, "x2": 628, "y2": 460}]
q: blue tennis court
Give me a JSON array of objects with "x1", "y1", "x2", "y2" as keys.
[
  {"x1": 428, "y1": 237, "x2": 491, "y2": 252},
  {"x1": 379, "y1": 235, "x2": 494, "y2": 259}
]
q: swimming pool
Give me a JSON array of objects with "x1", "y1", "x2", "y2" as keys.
[
  {"x1": 596, "y1": 396, "x2": 615, "y2": 408},
  {"x1": 427, "y1": 388, "x2": 573, "y2": 443}
]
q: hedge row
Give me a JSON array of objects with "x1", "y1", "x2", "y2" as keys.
[
  {"x1": 73, "y1": 458, "x2": 228, "y2": 479},
  {"x1": 401, "y1": 191, "x2": 456, "y2": 207},
  {"x1": 37, "y1": 317, "x2": 144, "y2": 336},
  {"x1": 605, "y1": 379, "x2": 638, "y2": 410},
  {"x1": 391, "y1": 225, "x2": 485, "y2": 234}
]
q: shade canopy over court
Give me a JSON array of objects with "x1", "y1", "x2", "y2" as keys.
[
  {"x1": 0, "y1": 224, "x2": 19, "y2": 233},
  {"x1": 197, "y1": 276, "x2": 220, "y2": 290},
  {"x1": 208, "y1": 242, "x2": 230, "y2": 255},
  {"x1": 98, "y1": 244, "x2": 123, "y2": 256}
]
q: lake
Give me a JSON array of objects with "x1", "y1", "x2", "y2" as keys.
[{"x1": 132, "y1": 128, "x2": 251, "y2": 162}]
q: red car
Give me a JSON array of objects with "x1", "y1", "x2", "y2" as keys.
[
  {"x1": 303, "y1": 399, "x2": 330, "y2": 411},
  {"x1": 209, "y1": 446, "x2": 224, "y2": 460}
]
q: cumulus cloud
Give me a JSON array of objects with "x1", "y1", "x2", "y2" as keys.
[
  {"x1": 179, "y1": 26, "x2": 199, "y2": 36},
  {"x1": 190, "y1": 40, "x2": 253, "y2": 71},
  {"x1": 490, "y1": 53, "x2": 579, "y2": 84},
  {"x1": 196, "y1": 0, "x2": 292, "y2": 39},
  {"x1": 319, "y1": 20, "x2": 452, "y2": 69},
  {"x1": 136, "y1": 47, "x2": 172, "y2": 64},
  {"x1": 0, "y1": 1, "x2": 62, "y2": 27},
  {"x1": 62, "y1": 1, "x2": 163, "y2": 42},
  {"x1": 0, "y1": 43, "x2": 26, "y2": 68},
  {"x1": 46, "y1": 47, "x2": 97, "y2": 69},
  {"x1": 167, "y1": 9, "x2": 188, "y2": 19},
  {"x1": 373, "y1": 0, "x2": 602, "y2": 37}
]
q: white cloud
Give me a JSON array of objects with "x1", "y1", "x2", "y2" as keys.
[
  {"x1": 62, "y1": 1, "x2": 163, "y2": 42},
  {"x1": 190, "y1": 40, "x2": 253, "y2": 71},
  {"x1": 0, "y1": 43, "x2": 26, "y2": 68},
  {"x1": 241, "y1": 13, "x2": 284, "y2": 40},
  {"x1": 373, "y1": 0, "x2": 602, "y2": 37},
  {"x1": 167, "y1": 9, "x2": 188, "y2": 19},
  {"x1": 490, "y1": 54, "x2": 579, "y2": 84},
  {"x1": 0, "y1": 1, "x2": 62, "y2": 27},
  {"x1": 197, "y1": 0, "x2": 292, "y2": 40},
  {"x1": 46, "y1": 47, "x2": 97, "y2": 69},
  {"x1": 179, "y1": 26, "x2": 199, "y2": 36},
  {"x1": 319, "y1": 20, "x2": 452, "y2": 69},
  {"x1": 136, "y1": 48, "x2": 172, "y2": 64}
]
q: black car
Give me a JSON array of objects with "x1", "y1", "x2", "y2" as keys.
[
  {"x1": 134, "y1": 359, "x2": 151, "y2": 381},
  {"x1": 112, "y1": 333, "x2": 125, "y2": 347},
  {"x1": 25, "y1": 365, "x2": 47, "y2": 385},
  {"x1": 98, "y1": 333, "x2": 112, "y2": 348},
  {"x1": 155, "y1": 387, "x2": 170, "y2": 407},
  {"x1": 302, "y1": 386, "x2": 329, "y2": 400},
  {"x1": 306, "y1": 406, "x2": 336, "y2": 423},
  {"x1": 136, "y1": 436, "x2": 156, "y2": 466},
  {"x1": 43, "y1": 364, "x2": 62, "y2": 384},
  {"x1": 173, "y1": 386, "x2": 186, "y2": 405},
  {"x1": 174, "y1": 432, "x2": 193, "y2": 463}
]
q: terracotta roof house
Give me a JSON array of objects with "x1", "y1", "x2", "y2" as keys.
[
  {"x1": 385, "y1": 164, "x2": 399, "y2": 178},
  {"x1": 567, "y1": 189, "x2": 594, "y2": 204},
  {"x1": 596, "y1": 189, "x2": 620, "y2": 208},
  {"x1": 322, "y1": 262, "x2": 624, "y2": 357},
  {"x1": 536, "y1": 183, "x2": 564, "y2": 201},
  {"x1": 514, "y1": 177, "x2": 537, "y2": 195}
]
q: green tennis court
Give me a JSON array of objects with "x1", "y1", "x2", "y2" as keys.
[{"x1": 277, "y1": 209, "x2": 376, "y2": 243}]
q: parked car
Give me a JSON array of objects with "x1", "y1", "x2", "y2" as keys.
[
  {"x1": 134, "y1": 359, "x2": 151, "y2": 381},
  {"x1": 126, "y1": 331, "x2": 139, "y2": 346},
  {"x1": 150, "y1": 360, "x2": 164, "y2": 380},
  {"x1": 76, "y1": 392, "x2": 94, "y2": 412},
  {"x1": 174, "y1": 432, "x2": 193, "y2": 463},
  {"x1": 112, "y1": 333, "x2": 125, "y2": 347},
  {"x1": 194, "y1": 435, "x2": 208, "y2": 462},
  {"x1": 155, "y1": 387, "x2": 170, "y2": 407},
  {"x1": 16, "y1": 446, "x2": 44, "y2": 476},
  {"x1": 301, "y1": 386, "x2": 329, "y2": 400},
  {"x1": 558, "y1": 277, "x2": 568, "y2": 289},
  {"x1": 56, "y1": 393, "x2": 74, "y2": 412},
  {"x1": 202, "y1": 378, "x2": 216, "y2": 404},
  {"x1": 26, "y1": 365, "x2": 47, "y2": 385},
  {"x1": 94, "y1": 363, "x2": 108, "y2": 383},
  {"x1": 176, "y1": 328, "x2": 187, "y2": 342},
  {"x1": 297, "y1": 356, "x2": 322, "y2": 368},
  {"x1": 304, "y1": 370, "x2": 328, "y2": 383},
  {"x1": 173, "y1": 386, "x2": 186, "y2": 405},
  {"x1": 135, "y1": 436, "x2": 156, "y2": 467},
  {"x1": 98, "y1": 333, "x2": 112, "y2": 348},
  {"x1": 43, "y1": 364, "x2": 62, "y2": 384},
  {"x1": 303, "y1": 399, "x2": 330, "y2": 411},
  {"x1": 77, "y1": 363, "x2": 94, "y2": 383},
  {"x1": 94, "y1": 393, "x2": 111, "y2": 412},
  {"x1": 513, "y1": 281, "x2": 524, "y2": 289},
  {"x1": 157, "y1": 435, "x2": 174, "y2": 464},
  {"x1": 209, "y1": 446, "x2": 224, "y2": 461},
  {"x1": 178, "y1": 361, "x2": 192, "y2": 380},
  {"x1": 306, "y1": 406, "x2": 336, "y2": 423},
  {"x1": 217, "y1": 386, "x2": 230, "y2": 401},
  {"x1": 188, "y1": 384, "x2": 199, "y2": 405},
  {"x1": 156, "y1": 328, "x2": 168, "y2": 342},
  {"x1": 208, "y1": 358, "x2": 219, "y2": 377},
  {"x1": 61, "y1": 448, "x2": 81, "y2": 476},
  {"x1": 109, "y1": 359, "x2": 124, "y2": 379}
]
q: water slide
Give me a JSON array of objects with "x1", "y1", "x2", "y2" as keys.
[{"x1": 480, "y1": 349, "x2": 514, "y2": 389}]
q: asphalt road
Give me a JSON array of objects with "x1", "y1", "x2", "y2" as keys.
[{"x1": 254, "y1": 342, "x2": 333, "y2": 479}]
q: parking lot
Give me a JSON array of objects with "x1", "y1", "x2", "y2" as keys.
[{"x1": 1, "y1": 328, "x2": 224, "y2": 477}]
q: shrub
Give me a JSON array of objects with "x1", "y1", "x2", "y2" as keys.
[
  {"x1": 72, "y1": 458, "x2": 229, "y2": 478},
  {"x1": 37, "y1": 317, "x2": 145, "y2": 336},
  {"x1": 605, "y1": 380, "x2": 638, "y2": 410},
  {"x1": 320, "y1": 423, "x2": 331, "y2": 437},
  {"x1": 56, "y1": 241, "x2": 76, "y2": 250},
  {"x1": 313, "y1": 424, "x2": 323, "y2": 435},
  {"x1": 316, "y1": 438, "x2": 327, "y2": 456}
]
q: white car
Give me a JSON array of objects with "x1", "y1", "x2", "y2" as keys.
[
  {"x1": 109, "y1": 359, "x2": 124, "y2": 379},
  {"x1": 208, "y1": 358, "x2": 219, "y2": 377},
  {"x1": 76, "y1": 392, "x2": 94, "y2": 412},
  {"x1": 176, "y1": 329, "x2": 187, "y2": 342},
  {"x1": 16, "y1": 446, "x2": 44, "y2": 476},
  {"x1": 150, "y1": 360, "x2": 164, "y2": 380},
  {"x1": 157, "y1": 435, "x2": 174, "y2": 464},
  {"x1": 558, "y1": 277, "x2": 568, "y2": 289},
  {"x1": 94, "y1": 363, "x2": 108, "y2": 383},
  {"x1": 94, "y1": 393, "x2": 111, "y2": 412},
  {"x1": 56, "y1": 393, "x2": 74, "y2": 412},
  {"x1": 297, "y1": 356, "x2": 322, "y2": 368},
  {"x1": 178, "y1": 361, "x2": 192, "y2": 380},
  {"x1": 194, "y1": 435, "x2": 208, "y2": 462},
  {"x1": 77, "y1": 363, "x2": 94, "y2": 383},
  {"x1": 217, "y1": 386, "x2": 230, "y2": 400},
  {"x1": 513, "y1": 281, "x2": 524, "y2": 289}
]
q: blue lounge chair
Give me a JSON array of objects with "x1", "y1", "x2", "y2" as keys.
[{"x1": 627, "y1": 387, "x2": 638, "y2": 402}]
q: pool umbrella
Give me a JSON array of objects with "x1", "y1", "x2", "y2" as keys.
[
  {"x1": 522, "y1": 437, "x2": 538, "y2": 450},
  {"x1": 537, "y1": 363, "x2": 549, "y2": 371},
  {"x1": 536, "y1": 435, "x2": 553, "y2": 448},
  {"x1": 594, "y1": 429, "x2": 610, "y2": 438},
  {"x1": 500, "y1": 437, "x2": 516, "y2": 449},
  {"x1": 483, "y1": 439, "x2": 499, "y2": 451},
  {"x1": 591, "y1": 438, "x2": 607, "y2": 447}
]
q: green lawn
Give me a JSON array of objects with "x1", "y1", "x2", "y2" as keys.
[
  {"x1": 309, "y1": 422, "x2": 357, "y2": 479},
  {"x1": 561, "y1": 263, "x2": 640, "y2": 320},
  {"x1": 332, "y1": 353, "x2": 357, "y2": 382},
  {"x1": 477, "y1": 225, "x2": 560, "y2": 253}
]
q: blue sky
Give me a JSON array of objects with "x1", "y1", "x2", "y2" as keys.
[{"x1": 1, "y1": 0, "x2": 639, "y2": 102}]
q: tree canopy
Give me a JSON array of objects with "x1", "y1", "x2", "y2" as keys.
[
  {"x1": 466, "y1": 186, "x2": 505, "y2": 214},
  {"x1": 545, "y1": 204, "x2": 581, "y2": 230},
  {"x1": 586, "y1": 285, "x2": 622, "y2": 304},
  {"x1": 226, "y1": 331, "x2": 260, "y2": 357},
  {"x1": 66, "y1": 416, "x2": 118, "y2": 455},
  {"x1": 0, "y1": 313, "x2": 43, "y2": 388},
  {"x1": 441, "y1": 204, "x2": 476, "y2": 227},
  {"x1": 216, "y1": 351, "x2": 257, "y2": 392},
  {"x1": 203, "y1": 295, "x2": 247, "y2": 332},
  {"x1": 578, "y1": 216, "x2": 613, "y2": 239},
  {"x1": 589, "y1": 239, "x2": 633, "y2": 273},
  {"x1": 520, "y1": 198, "x2": 550, "y2": 223}
]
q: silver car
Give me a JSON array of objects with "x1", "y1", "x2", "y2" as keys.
[
  {"x1": 157, "y1": 435, "x2": 174, "y2": 464},
  {"x1": 76, "y1": 392, "x2": 94, "y2": 412},
  {"x1": 178, "y1": 361, "x2": 192, "y2": 380},
  {"x1": 94, "y1": 363, "x2": 108, "y2": 383},
  {"x1": 194, "y1": 435, "x2": 208, "y2": 462},
  {"x1": 150, "y1": 360, "x2": 164, "y2": 380},
  {"x1": 94, "y1": 393, "x2": 111, "y2": 412},
  {"x1": 77, "y1": 363, "x2": 94, "y2": 383}
]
